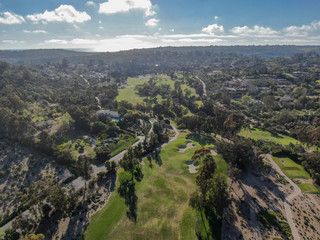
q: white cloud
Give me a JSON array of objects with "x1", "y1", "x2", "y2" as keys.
[
  {"x1": 86, "y1": 1, "x2": 96, "y2": 7},
  {"x1": 3, "y1": 40, "x2": 24, "y2": 44},
  {"x1": 23, "y1": 30, "x2": 47, "y2": 34},
  {"x1": 230, "y1": 25, "x2": 279, "y2": 37},
  {"x1": 0, "y1": 12, "x2": 25, "y2": 24},
  {"x1": 99, "y1": 0, "x2": 155, "y2": 17},
  {"x1": 214, "y1": 16, "x2": 219, "y2": 20},
  {"x1": 99, "y1": 26, "x2": 104, "y2": 30},
  {"x1": 145, "y1": 18, "x2": 159, "y2": 27},
  {"x1": 44, "y1": 39, "x2": 68, "y2": 44},
  {"x1": 71, "y1": 38, "x2": 98, "y2": 44},
  {"x1": 284, "y1": 21, "x2": 320, "y2": 37},
  {"x1": 202, "y1": 24, "x2": 224, "y2": 35},
  {"x1": 169, "y1": 28, "x2": 174, "y2": 32},
  {"x1": 27, "y1": 5, "x2": 91, "y2": 24}
]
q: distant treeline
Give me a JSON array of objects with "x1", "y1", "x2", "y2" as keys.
[{"x1": 1, "y1": 45, "x2": 320, "y2": 64}]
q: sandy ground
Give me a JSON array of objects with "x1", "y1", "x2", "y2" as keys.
[
  {"x1": 222, "y1": 165, "x2": 293, "y2": 240},
  {"x1": 222, "y1": 155, "x2": 320, "y2": 240},
  {"x1": 291, "y1": 194, "x2": 320, "y2": 240}
]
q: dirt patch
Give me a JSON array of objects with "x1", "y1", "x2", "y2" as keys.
[
  {"x1": 178, "y1": 141, "x2": 195, "y2": 152},
  {"x1": 293, "y1": 178, "x2": 314, "y2": 184},
  {"x1": 222, "y1": 167, "x2": 294, "y2": 240},
  {"x1": 185, "y1": 161, "x2": 199, "y2": 173},
  {"x1": 291, "y1": 194, "x2": 320, "y2": 240}
]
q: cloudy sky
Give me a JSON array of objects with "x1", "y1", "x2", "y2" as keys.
[{"x1": 1, "y1": 0, "x2": 320, "y2": 51}]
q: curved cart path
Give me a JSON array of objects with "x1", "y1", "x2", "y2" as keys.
[
  {"x1": 266, "y1": 154, "x2": 301, "y2": 240},
  {"x1": 195, "y1": 76, "x2": 207, "y2": 96}
]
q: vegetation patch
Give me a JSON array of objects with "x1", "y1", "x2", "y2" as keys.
[{"x1": 258, "y1": 210, "x2": 292, "y2": 239}]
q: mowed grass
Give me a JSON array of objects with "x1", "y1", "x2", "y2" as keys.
[
  {"x1": 272, "y1": 157, "x2": 311, "y2": 179},
  {"x1": 297, "y1": 183, "x2": 320, "y2": 194},
  {"x1": 85, "y1": 131, "x2": 226, "y2": 240},
  {"x1": 116, "y1": 77, "x2": 149, "y2": 105},
  {"x1": 239, "y1": 128, "x2": 300, "y2": 146}
]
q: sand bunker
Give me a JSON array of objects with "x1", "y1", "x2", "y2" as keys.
[
  {"x1": 178, "y1": 142, "x2": 196, "y2": 152},
  {"x1": 185, "y1": 161, "x2": 199, "y2": 173}
]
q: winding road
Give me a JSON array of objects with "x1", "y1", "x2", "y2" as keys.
[{"x1": 266, "y1": 154, "x2": 301, "y2": 240}]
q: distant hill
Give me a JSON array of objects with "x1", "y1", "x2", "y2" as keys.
[
  {"x1": 0, "y1": 45, "x2": 320, "y2": 64},
  {"x1": 0, "y1": 49, "x2": 92, "y2": 64}
]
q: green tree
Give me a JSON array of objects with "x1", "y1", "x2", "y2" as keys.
[
  {"x1": 23, "y1": 233, "x2": 45, "y2": 240},
  {"x1": 76, "y1": 155, "x2": 93, "y2": 201},
  {"x1": 206, "y1": 174, "x2": 231, "y2": 217},
  {"x1": 120, "y1": 147, "x2": 139, "y2": 182},
  {"x1": 105, "y1": 160, "x2": 117, "y2": 174}
]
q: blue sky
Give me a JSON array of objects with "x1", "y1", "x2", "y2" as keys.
[{"x1": 1, "y1": 0, "x2": 320, "y2": 51}]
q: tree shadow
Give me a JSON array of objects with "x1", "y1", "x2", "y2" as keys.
[
  {"x1": 147, "y1": 149, "x2": 162, "y2": 166},
  {"x1": 205, "y1": 209, "x2": 222, "y2": 240},
  {"x1": 61, "y1": 173, "x2": 117, "y2": 239},
  {"x1": 118, "y1": 179, "x2": 138, "y2": 223},
  {"x1": 134, "y1": 166, "x2": 144, "y2": 182},
  {"x1": 186, "y1": 134, "x2": 216, "y2": 146}
]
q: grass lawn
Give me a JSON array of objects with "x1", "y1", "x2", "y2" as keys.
[
  {"x1": 272, "y1": 157, "x2": 311, "y2": 179},
  {"x1": 85, "y1": 131, "x2": 226, "y2": 240},
  {"x1": 239, "y1": 128, "x2": 300, "y2": 146},
  {"x1": 297, "y1": 183, "x2": 320, "y2": 194},
  {"x1": 116, "y1": 77, "x2": 149, "y2": 105}
]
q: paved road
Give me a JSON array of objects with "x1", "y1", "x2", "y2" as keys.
[
  {"x1": 195, "y1": 76, "x2": 207, "y2": 96},
  {"x1": 266, "y1": 154, "x2": 301, "y2": 240}
]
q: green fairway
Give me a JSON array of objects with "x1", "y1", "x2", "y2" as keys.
[
  {"x1": 85, "y1": 131, "x2": 226, "y2": 240},
  {"x1": 272, "y1": 157, "x2": 311, "y2": 179},
  {"x1": 116, "y1": 75, "x2": 197, "y2": 105},
  {"x1": 239, "y1": 128, "x2": 300, "y2": 146},
  {"x1": 116, "y1": 77, "x2": 149, "y2": 104},
  {"x1": 297, "y1": 183, "x2": 320, "y2": 194}
]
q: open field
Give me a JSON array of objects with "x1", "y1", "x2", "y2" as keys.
[
  {"x1": 116, "y1": 77, "x2": 149, "y2": 104},
  {"x1": 85, "y1": 131, "x2": 226, "y2": 240},
  {"x1": 297, "y1": 183, "x2": 320, "y2": 194},
  {"x1": 239, "y1": 128, "x2": 300, "y2": 146},
  {"x1": 272, "y1": 157, "x2": 311, "y2": 179}
]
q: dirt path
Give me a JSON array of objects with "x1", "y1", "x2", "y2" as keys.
[
  {"x1": 266, "y1": 154, "x2": 301, "y2": 240},
  {"x1": 195, "y1": 76, "x2": 207, "y2": 96}
]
